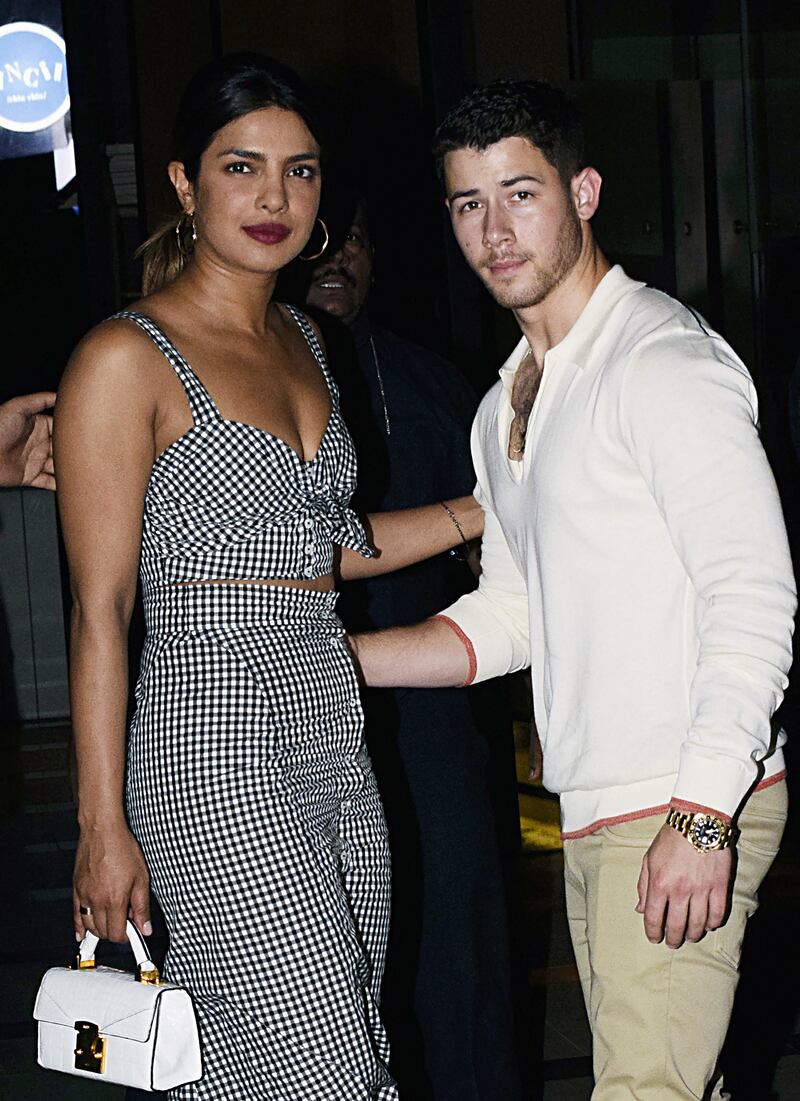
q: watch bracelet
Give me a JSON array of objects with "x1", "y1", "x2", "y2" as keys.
[{"x1": 665, "y1": 807, "x2": 736, "y2": 851}]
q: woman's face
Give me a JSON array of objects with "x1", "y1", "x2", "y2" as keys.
[{"x1": 173, "y1": 106, "x2": 321, "y2": 275}]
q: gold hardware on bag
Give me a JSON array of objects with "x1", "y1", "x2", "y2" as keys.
[
  {"x1": 136, "y1": 962, "x2": 162, "y2": 986},
  {"x1": 74, "y1": 1021, "x2": 106, "y2": 1073},
  {"x1": 72, "y1": 955, "x2": 96, "y2": 970}
]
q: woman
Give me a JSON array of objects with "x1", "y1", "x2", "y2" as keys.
[{"x1": 54, "y1": 54, "x2": 482, "y2": 1099}]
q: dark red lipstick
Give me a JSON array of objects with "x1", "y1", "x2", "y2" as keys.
[{"x1": 243, "y1": 222, "x2": 291, "y2": 244}]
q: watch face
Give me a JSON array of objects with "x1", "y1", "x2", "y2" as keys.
[{"x1": 690, "y1": 814, "x2": 723, "y2": 849}]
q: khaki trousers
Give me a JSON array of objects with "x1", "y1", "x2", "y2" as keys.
[{"x1": 563, "y1": 780, "x2": 787, "y2": 1100}]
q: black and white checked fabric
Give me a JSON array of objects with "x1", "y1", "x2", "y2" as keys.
[
  {"x1": 113, "y1": 306, "x2": 375, "y2": 595},
  {"x1": 115, "y1": 312, "x2": 396, "y2": 1098}
]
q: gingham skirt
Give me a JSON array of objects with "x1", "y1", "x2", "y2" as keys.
[{"x1": 126, "y1": 582, "x2": 397, "y2": 1100}]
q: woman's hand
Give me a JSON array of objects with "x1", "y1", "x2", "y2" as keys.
[{"x1": 73, "y1": 822, "x2": 152, "y2": 944}]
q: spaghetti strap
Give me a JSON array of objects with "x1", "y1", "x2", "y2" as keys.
[
  {"x1": 112, "y1": 310, "x2": 221, "y2": 425},
  {"x1": 283, "y1": 304, "x2": 339, "y2": 406}
]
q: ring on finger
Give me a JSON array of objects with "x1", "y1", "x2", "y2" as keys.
[{"x1": 79, "y1": 905, "x2": 93, "y2": 916}]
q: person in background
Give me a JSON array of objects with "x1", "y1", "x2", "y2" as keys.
[
  {"x1": 0, "y1": 392, "x2": 55, "y2": 490},
  {"x1": 304, "y1": 188, "x2": 521, "y2": 1101}
]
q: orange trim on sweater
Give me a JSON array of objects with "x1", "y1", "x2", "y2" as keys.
[
  {"x1": 431, "y1": 614, "x2": 477, "y2": 686},
  {"x1": 561, "y1": 770, "x2": 787, "y2": 841},
  {"x1": 750, "y1": 769, "x2": 787, "y2": 793},
  {"x1": 562, "y1": 803, "x2": 670, "y2": 840},
  {"x1": 669, "y1": 799, "x2": 732, "y2": 825}
]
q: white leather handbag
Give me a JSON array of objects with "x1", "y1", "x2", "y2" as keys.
[{"x1": 33, "y1": 920, "x2": 202, "y2": 1092}]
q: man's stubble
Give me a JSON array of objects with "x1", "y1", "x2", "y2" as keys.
[{"x1": 481, "y1": 202, "x2": 583, "y2": 311}]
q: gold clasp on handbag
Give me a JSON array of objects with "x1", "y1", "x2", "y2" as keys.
[
  {"x1": 136, "y1": 962, "x2": 163, "y2": 986},
  {"x1": 74, "y1": 1021, "x2": 106, "y2": 1073}
]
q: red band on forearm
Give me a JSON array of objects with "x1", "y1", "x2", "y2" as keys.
[
  {"x1": 431, "y1": 614, "x2": 477, "y2": 686},
  {"x1": 669, "y1": 798, "x2": 732, "y2": 825}
]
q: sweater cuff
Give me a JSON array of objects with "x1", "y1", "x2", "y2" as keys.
[
  {"x1": 432, "y1": 615, "x2": 477, "y2": 686},
  {"x1": 669, "y1": 798, "x2": 732, "y2": 825},
  {"x1": 671, "y1": 748, "x2": 754, "y2": 821},
  {"x1": 436, "y1": 593, "x2": 526, "y2": 683}
]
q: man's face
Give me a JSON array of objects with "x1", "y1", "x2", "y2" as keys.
[
  {"x1": 306, "y1": 206, "x2": 373, "y2": 326},
  {"x1": 444, "y1": 136, "x2": 583, "y2": 311}
]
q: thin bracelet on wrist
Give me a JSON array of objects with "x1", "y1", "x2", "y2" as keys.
[{"x1": 440, "y1": 500, "x2": 471, "y2": 559}]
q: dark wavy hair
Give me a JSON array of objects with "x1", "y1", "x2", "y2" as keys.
[
  {"x1": 138, "y1": 53, "x2": 324, "y2": 294},
  {"x1": 433, "y1": 79, "x2": 584, "y2": 187}
]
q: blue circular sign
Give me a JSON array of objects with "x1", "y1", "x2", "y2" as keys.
[{"x1": 0, "y1": 21, "x2": 70, "y2": 134}]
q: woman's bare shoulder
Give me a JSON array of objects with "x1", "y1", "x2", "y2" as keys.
[
  {"x1": 54, "y1": 324, "x2": 166, "y2": 452},
  {"x1": 61, "y1": 312, "x2": 167, "y2": 398}
]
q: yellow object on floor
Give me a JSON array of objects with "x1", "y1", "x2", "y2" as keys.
[
  {"x1": 514, "y1": 731, "x2": 563, "y2": 852},
  {"x1": 519, "y1": 791, "x2": 563, "y2": 852}
]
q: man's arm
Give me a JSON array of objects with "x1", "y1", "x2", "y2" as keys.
[
  {"x1": 623, "y1": 342, "x2": 795, "y2": 814},
  {"x1": 622, "y1": 337, "x2": 796, "y2": 946},
  {"x1": 0, "y1": 392, "x2": 56, "y2": 489},
  {"x1": 350, "y1": 487, "x2": 531, "y2": 687},
  {"x1": 349, "y1": 616, "x2": 472, "y2": 687}
]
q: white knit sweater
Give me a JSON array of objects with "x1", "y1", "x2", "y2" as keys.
[{"x1": 442, "y1": 266, "x2": 795, "y2": 837}]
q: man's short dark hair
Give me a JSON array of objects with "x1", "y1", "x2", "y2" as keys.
[{"x1": 433, "y1": 80, "x2": 584, "y2": 186}]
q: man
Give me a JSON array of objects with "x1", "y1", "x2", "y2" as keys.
[
  {"x1": 350, "y1": 81, "x2": 795, "y2": 1099},
  {"x1": 0, "y1": 391, "x2": 55, "y2": 489},
  {"x1": 305, "y1": 193, "x2": 521, "y2": 1101}
]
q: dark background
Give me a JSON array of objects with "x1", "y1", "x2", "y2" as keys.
[
  {"x1": 3, "y1": 0, "x2": 800, "y2": 882},
  {"x1": 1, "y1": 0, "x2": 798, "y2": 873},
  {"x1": 1, "y1": 4, "x2": 800, "y2": 1098},
  {"x1": 41, "y1": 0, "x2": 800, "y2": 712}
]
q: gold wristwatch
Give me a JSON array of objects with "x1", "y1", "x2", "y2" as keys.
[{"x1": 665, "y1": 808, "x2": 736, "y2": 853}]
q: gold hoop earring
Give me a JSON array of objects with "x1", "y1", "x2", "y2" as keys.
[
  {"x1": 299, "y1": 218, "x2": 329, "y2": 261},
  {"x1": 175, "y1": 210, "x2": 196, "y2": 257}
]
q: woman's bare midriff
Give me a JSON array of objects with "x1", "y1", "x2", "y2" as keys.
[{"x1": 173, "y1": 574, "x2": 335, "y2": 592}]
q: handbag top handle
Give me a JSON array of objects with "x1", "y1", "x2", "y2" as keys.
[{"x1": 77, "y1": 920, "x2": 160, "y2": 983}]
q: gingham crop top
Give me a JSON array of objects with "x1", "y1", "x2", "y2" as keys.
[{"x1": 113, "y1": 307, "x2": 375, "y2": 591}]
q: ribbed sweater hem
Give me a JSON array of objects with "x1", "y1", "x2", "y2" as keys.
[{"x1": 560, "y1": 756, "x2": 786, "y2": 840}]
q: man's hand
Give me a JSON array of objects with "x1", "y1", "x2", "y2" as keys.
[
  {"x1": 636, "y1": 823, "x2": 732, "y2": 948},
  {"x1": 0, "y1": 391, "x2": 56, "y2": 490}
]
